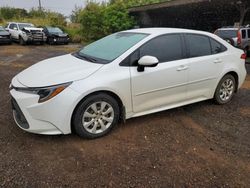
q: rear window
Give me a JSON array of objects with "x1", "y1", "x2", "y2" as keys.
[
  {"x1": 248, "y1": 29, "x2": 250, "y2": 38},
  {"x1": 186, "y1": 34, "x2": 211, "y2": 57},
  {"x1": 210, "y1": 38, "x2": 227, "y2": 54},
  {"x1": 216, "y1": 30, "x2": 237, "y2": 39}
]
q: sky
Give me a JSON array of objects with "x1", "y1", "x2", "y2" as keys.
[{"x1": 0, "y1": 0, "x2": 107, "y2": 17}]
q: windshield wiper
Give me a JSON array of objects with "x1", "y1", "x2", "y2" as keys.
[{"x1": 76, "y1": 52, "x2": 97, "y2": 62}]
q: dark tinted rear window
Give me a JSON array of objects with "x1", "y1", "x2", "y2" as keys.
[
  {"x1": 216, "y1": 30, "x2": 237, "y2": 39},
  {"x1": 210, "y1": 38, "x2": 227, "y2": 54},
  {"x1": 186, "y1": 34, "x2": 211, "y2": 57},
  {"x1": 248, "y1": 29, "x2": 250, "y2": 38}
]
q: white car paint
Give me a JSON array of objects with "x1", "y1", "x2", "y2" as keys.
[{"x1": 10, "y1": 28, "x2": 247, "y2": 135}]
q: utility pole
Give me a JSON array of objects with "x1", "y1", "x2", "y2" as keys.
[{"x1": 38, "y1": 0, "x2": 42, "y2": 10}]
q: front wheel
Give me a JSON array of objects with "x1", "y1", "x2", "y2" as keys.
[
  {"x1": 214, "y1": 75, "x2": 236, "y2": 104},
  {"x1": 19, "y1": 36, "x2": 26, "y2": 45},
  {"x1": 72, "y1": 93, "x2": 120, "y2": 139}
]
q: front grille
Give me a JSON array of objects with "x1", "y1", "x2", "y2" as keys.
[
  {"x1": 11, "y1": 98, "x2": 29, "y2": 129},
  {"x1": 57, "y1": 37, "x2": 68, "y2": 42},
  {"x1": 29, "y1": 31, "x2": 44, "y2": 40}
]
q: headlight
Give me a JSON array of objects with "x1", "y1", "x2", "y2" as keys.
[{"x1": 13, "y1": 82, "x2": 72, "y2": 103}]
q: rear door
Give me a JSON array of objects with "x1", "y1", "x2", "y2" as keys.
[{"x1": 184, "y1": 34, "x2": 226, "y2": 100}]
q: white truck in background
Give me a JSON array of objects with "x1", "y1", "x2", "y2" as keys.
[{"x1": 6, "y1": 22, "x2": 46, "y2": 45}]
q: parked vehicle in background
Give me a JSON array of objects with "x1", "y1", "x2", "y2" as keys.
[
  {"x1": 215, "y1": 26, "x2": 250, "y2": 54},
  {"x1": 0, "y1": 26, "x2": 11, "y2": 44},
  {"x1": 10, "y1": 28, "x2": 247, "y2": 138},
  {"x1": 43, "y1": 26, "x2": 70, "y2": 45},
  {"x1": 6, "y1": 22, "x2": 46, "y2": 45}
]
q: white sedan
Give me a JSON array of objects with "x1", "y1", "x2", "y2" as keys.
[{"x1": 10, "y1": 28, "x2": 247, "y2": 138}]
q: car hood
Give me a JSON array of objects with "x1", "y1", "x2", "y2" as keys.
[
  {"x1": 50, "y1": 32, "x2": 68, "y2": 37},
  {"x1": 23, "y1": 27, "x2": 43, "y2": 32},
  {"x1": 16, "y1": 54, "x2": 103, "y2": 87},
  {"x1": 0, "y1": 30, "x2": 10, "y2": 35}
]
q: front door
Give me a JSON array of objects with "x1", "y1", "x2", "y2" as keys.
[{"x1": 130, "y1": 34, "x2": 189, "y2": 113}]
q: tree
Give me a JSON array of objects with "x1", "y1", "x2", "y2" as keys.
[{"x1": 76, "y1": 0, "x2": 167, "y2": 41}]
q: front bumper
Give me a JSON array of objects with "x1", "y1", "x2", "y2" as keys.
[
  {"x1": 0, "y1": 37, "x2": 11, "y2": 43},
  {"x1": 51, "y1": 37, "x2": 70, "y2": 44},
  {"x1": 23, "y1": 34, "x2": 47, "y2": 43},
  {"x1": 10, "y1": 85, "x2": 81, "y2": 135}
]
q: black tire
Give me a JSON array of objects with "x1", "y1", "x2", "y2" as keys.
[
  {"x1": 72, "y1": 93, "x2": 120, "y2": 139},
  {"x1": 19, "y1": 36, "x2": 26, "y2": 45},
  {"x1": 214, "y1": 74, "x2": 236, "y2": 105},
  {"x1": 47, "y1": 37, "x2": 54, "y2": 45}
]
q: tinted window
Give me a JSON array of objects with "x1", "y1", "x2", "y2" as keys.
[
  {"x1": 186, "y1": 34, "x2": 211, "y2": 57},
  {"x1": 216, "y1": 30, "x2": 237, "y2": 39},
  {"x1": 242, "y1": 30, "x2": 246, "y2": 39},
  {"x1": 9, "y1": 24, "x2": 14, "y2": 29},
  {"x1": 248, "y1": 29, "x2": 250, "y2": 38},
  {"x1": 140, "y1": 34, "x2": 183, "y2": 63},
  {"x1": 210, "y1": 38, "x2": 227, "y2": 54}
]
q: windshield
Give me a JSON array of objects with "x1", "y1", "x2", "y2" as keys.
[
  {"x1": 0, "y1": 26, "x2": 4, "y2": 31},
  {"x1": 78, "y1": 32, "x2": 148, "y2": 63},
  {"x1": 216, "y1": 30, "x2": 237, "y2": 39},
  {"x1": 47, "y1": 27, "x2": 63, "y2": 33},
  {"x1": 18, "y1": 24, "x2": 34, "y2": 30}
]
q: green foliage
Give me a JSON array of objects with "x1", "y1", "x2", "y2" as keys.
[
  {"x1": 75, "y1": 0, "x2": 166, "y2": 42},
  {"x1": 0, "y1": 7, "x2": 66, "y2": 27},
  {"x1": 78, "y1": 2, "x2": 106, "y2": 41},
  {"x1": 110, "y1": 0, "x2": 166, "y2": 7},
  {"x1": 0, "y1": 7, "x2": 28, "y2": 20}
]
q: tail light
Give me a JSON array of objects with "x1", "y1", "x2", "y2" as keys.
[
  {"x1": 237, "y1": 30, "x2": 241, "y2": 45},
  {"x1": 241, "y1": 53, "x2": 247, "y2": 60}
]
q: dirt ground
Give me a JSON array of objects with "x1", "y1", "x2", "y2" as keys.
[{"x1": 0, "y1": 44, "x2": 250, "y2": 188}]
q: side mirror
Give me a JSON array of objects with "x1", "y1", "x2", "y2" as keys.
[{"x1": 137, "y1": 56, "x2": 159, "y2": 72}]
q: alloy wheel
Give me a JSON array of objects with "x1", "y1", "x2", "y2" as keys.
[{"x1": 82, "y1": 101, "x2": 114, "y2": 134}]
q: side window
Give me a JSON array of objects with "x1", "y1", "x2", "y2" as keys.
[
  {"x1": 120, "y1": 50, "x2": 140, "y2": 66},
  {"x1": 9, "y1": 24, "x2": 14, "y2": 29},
  {"x1": 140, "y1": 34, "x2": 183, "y2": 63},
  {"x1": 247, "y1": 29, "x2": 250, "y2": 39},
  {"x1": 210, "y1": 38, "x2": 227, "y2": 54},
  {"x1": 242, "y1": 30, "x2": 246, "y2": 39},
  {"x1": 12, "y1": 24, "x2": 17, "y2": 30},
  {"x1": 186, "y1": 34, "x2": 211, "y2": 57}
]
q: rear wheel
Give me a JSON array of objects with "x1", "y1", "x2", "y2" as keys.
[
  {"x1": 214, "y1": 75, "x2": 236, "y2": 104},
  {"x1": 72, "y1": 93, "x2": 120, "y2": 139}
]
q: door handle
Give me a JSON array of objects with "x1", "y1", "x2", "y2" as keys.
[
  {"x1": 213, "y1": 59, "x2": 222, "y2": 64},
  {"x1": 177, "y1": 65, "x2": 189, "y2": 71}
]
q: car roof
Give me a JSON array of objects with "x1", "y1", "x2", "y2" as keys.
[
  {"x1": 123, "y1": 27, "x2": 213, "y2": 36},
  {"x1": 217, "y1": 27, "x2": 250, "y2": 31},
  {"x1": 217, "y1": 28, "x2": 238, "y2": 31},
  {"x1": 8, "y1": 22, "x2": 33, "y2": 25}
]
